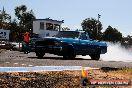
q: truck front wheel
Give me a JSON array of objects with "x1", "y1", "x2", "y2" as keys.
[{"x1": 36, "y1": 52, "x2": 45, "y2": 59}]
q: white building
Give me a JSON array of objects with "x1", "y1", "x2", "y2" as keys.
[
  {"x1": 0, "y1": 29, "x2": 10, "y2": 40},
  {"x1": 33, "y1": 18, "x2": 64, "y2": 38}
]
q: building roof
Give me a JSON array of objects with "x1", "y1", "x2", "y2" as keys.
[{"x1": 34, "y1": 18, "x2": 64, "y2": 23}]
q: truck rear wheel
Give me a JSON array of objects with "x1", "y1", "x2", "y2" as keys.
[
  {"x1": 90, "y1": 54, "x2": 100, "y2": 60},
  {"x1": 90, "y1": 48, "x2": 101, "y2": 60}
]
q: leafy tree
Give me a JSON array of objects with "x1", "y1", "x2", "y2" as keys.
[
  {"x1": 81, "y1": 18, "x2": 103, "y2": 40},
  {"x1": 102, "y1": 26, "x2": 122, "y2": 42},
  {"x1": 0, "y1": 5, "x2": 36, "y2": 41},
  {"x1": 126, "y1": 35, "x2": 132, "y2": 44},
  {"x1": 15, "y1": 5, "x2": 36, "y2": 34},
  {"x1": 121, "y1": 35, "x2": 132, "y2": 47},
  {"x1": 8, "y1": 19, "x2": 20, "y2": 41},
  {"x1": 0, "y1": 7, "x2": 11, "y2": 29}
]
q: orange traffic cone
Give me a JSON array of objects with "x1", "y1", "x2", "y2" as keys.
[{"x1": 81, "y1": 67, "x2": 88, "y2": 77}]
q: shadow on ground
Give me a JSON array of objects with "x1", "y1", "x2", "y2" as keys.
[{"x1": 28, "y1": 56, "x2": 92, "y2": 60}]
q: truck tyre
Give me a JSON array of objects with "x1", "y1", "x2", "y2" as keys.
[
  {"x1": 35, "y1": 49, "x2": 45, "y2": 59},
  {"x1": 63, "y1": 45, "x2": 76, "y2": 59},
  {"x1": 90, "y1": 47, "x2": 101, "y2": 60},
  {"x1": 36, "y1": 52, "x2": 45, "y2": 59},
  {"x1": 35, "y1": 47, "x2": 45, "y2": 59},
  {"x1": 90, "y1": 54, "x2": 100, "y2": 60}
]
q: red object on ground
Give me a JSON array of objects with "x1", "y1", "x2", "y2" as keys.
[{"x1": 23, "y1": 32, "x2": 30, "y2": 44}]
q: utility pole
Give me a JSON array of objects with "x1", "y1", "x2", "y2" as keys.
[{"x1": 97, "y1": 14, "x2": 101, "y2": 39}]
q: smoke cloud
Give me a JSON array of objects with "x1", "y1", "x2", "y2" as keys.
[
  {"x1": 77, "y1": 42, "x2": 132, "y2": 62},
  {"x1": 101, "y1": 42, "x2": 132, "y2": 62}
]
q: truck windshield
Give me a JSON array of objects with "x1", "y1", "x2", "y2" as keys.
[{"x1": 55, "y1": 31, "x2": 80, "y2": 39}]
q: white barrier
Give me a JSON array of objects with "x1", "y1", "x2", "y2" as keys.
[{"x1": 0, "y1": 66, "x2": 99, "y2": 72}]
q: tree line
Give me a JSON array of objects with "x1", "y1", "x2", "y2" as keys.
[
  {"x1": 81, "y1": 18, "x2": 132, "y2": 47},
  {"x1": 0, "y1": 5, "x2": 132, "y2": 47},
  {"x1": 0, "y1": 5, "x2": 35, "y2": 41}
]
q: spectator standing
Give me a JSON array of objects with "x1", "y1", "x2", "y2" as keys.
[{"x1": 23, "y1": 32, "x2": 30, "y2": 54}]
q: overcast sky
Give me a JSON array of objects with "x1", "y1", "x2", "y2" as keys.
[{"x1": 0, "y1": 0, "x2": 132, "y2": 36}]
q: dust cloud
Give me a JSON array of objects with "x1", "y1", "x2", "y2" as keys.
[
  {"x1": 77, "y1": 43, "x2": 132, "y2": 62},
  {"x1": 101, "y1": 43, "x2": 132, "y2": 62}
]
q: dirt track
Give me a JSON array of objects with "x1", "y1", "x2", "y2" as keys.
[
  {"x1": 0, "y1": 50, "x2": 132, "y2": 68},
  {"x1": 0, "y1": 50, "x2": 132, "y2": 88}
]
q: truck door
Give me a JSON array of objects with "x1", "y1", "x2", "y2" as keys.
[
  {"x1": 52, "y1": 40, "x2": 62, "y2": 54},
  {"x1": 78, "y1": 32, "x2": 92, "y2": 55}
]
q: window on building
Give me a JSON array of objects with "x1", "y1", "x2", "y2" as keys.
[
  {"x1": 40, "y1": 22, "x2": 44, "y2": 29},
  {"x1": 54, "y1": 24, "x2": 60, "y2": 31},
  {"x1": 4, "y1": 32, "x2": 6, "y2": 36},
  {"x1": 46, "y1": 23, "x2": 53, "y2": 30}
]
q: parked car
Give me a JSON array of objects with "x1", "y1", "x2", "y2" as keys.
[
  {"x1": 0, "y1": 41, "x2": 14, "y2": 50},
  {"x1": 35, "y1": 31, "x2": 107, "y2": 60}
]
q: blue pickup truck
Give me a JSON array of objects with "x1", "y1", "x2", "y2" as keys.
[{"x1": 35, "y1": 31, "x2": 107, "y2": 60}]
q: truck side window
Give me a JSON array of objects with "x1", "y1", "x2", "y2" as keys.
[{"x1": 80, "y1": 32, "x2": 89, "y2": 40}]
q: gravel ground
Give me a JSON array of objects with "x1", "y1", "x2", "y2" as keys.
[
  {"x1": 0, "y1": 50, "x2": 132, "y2": 88},
  {"x1": 0, "y1": 69, "x2": 131, "y2": 88},
  {"x1": 0, "y1": 71, "x2": 81, "y2": 88},
  {"x1": 0, "y1": 50, "x2": 132, "y2": 68}
]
